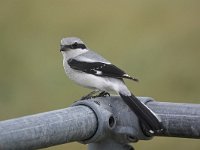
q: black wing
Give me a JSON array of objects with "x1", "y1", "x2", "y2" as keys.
[{"x1": 68, "y1": 59, "x2": 138, "y2": 81}]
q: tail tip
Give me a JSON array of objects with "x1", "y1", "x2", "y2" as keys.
[
  {"x1": 132, "y1": 78, "x2": 139, "y2": 82},
  {"x1": 141, "y1": 123, "x2": 165, "y2": 136}
]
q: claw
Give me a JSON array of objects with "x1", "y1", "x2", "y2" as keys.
[
  {"x1": 80, "y1": 90, "x2": 99, "y2": 100},
  {"x1": 80, "y1": 95, "x2": 91, "y2": 100},
  {"x1": 80, "y1": 91, "x2": 110, "y2": 100},
  {"x1": 92, "y1": 91, "x2": 110, "y2": 98},
  {"x1": 98, "y1": 91, "x2": 110, "y2": 97}
]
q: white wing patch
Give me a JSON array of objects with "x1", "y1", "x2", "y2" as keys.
[
  {"x1": 95, "y1": 70, "x2": 102, "y2": 75},
  {"x1": 123, "y1": 74, "x2": 131, "y2": 78}
]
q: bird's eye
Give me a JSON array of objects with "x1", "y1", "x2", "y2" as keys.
[{"x1": 72, "y1": 42, "x2": 78, "y2": 48}]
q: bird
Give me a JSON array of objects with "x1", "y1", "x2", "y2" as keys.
[{"x1": 60, "y1": 37, "x2": 164, "y2": 135}]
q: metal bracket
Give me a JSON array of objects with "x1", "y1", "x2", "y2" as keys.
[{"x1": 72, "y1": 96, "x2": 152, "y2": 150}]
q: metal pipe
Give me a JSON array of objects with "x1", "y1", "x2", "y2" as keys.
[
  {"x1": 0, "y1": 106, "x2": 97, "y2": 150},
  {"x1": 145, "y1": 99, "x2": 200, "y2": 138},
  {"x1": 0, "y1": 96, "x2": 199, "y2": 150}
]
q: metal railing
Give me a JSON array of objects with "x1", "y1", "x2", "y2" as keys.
[{"x1": 0, "y1": 96, "x2": 200, "y2": 150}]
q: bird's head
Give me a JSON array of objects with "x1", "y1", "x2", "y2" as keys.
[
  {"x1": 60, "y1": 37, "x2": 88, "y2": 59},
  {"x1": 60, "y1": 37, "x2": 88, "y2": 52}
]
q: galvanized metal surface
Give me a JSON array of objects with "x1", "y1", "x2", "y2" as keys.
[
  {"x1": 0, "y1": 96, "x2": 199, "y2": 150},
  {"x1": 0, "y1": 106, "x2": 97, "y2": 150}
]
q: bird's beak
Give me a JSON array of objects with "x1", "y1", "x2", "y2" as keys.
[{"x1": 60, "y1": 45, "x2": 65, "y2": 52}]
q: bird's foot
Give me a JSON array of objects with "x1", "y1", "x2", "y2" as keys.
[
  {"x1": 98, "y1": 91, "x2": 110, "y2": 97},
  {"x1": 92, "y1": 91, "x2": 110, "y2": 98},
  {"x1": 80, "y1": 90, "x2": 99, "y2": 100},
  {"x1": 80, "y1": 91, "x2": 110, "y2": 101}
]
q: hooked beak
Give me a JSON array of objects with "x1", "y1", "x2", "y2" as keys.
[{"x1": 60, "y1": 45, "x2": 65, "y2": 52}]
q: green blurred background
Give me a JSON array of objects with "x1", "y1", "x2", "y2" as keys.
[{"x1": 0, "y1": 0, "x2": 200, "y2": 149}]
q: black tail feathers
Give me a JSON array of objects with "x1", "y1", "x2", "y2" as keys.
[{"x1": 119, "y1": 93, "x2": 164, "y2": 135}]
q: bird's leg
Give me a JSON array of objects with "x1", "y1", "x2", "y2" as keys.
[
  {"x1": 93, "y1": 91, "x2": 110, "y2": 98},
  {"x1": 80, "y1": 90, "x2": 110, "y2": 100},
  {"x1": 80, "y1": 90, "x2": 99, "y2": 100}
]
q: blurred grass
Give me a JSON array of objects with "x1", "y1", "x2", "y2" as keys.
[{"x1": 0, "y1": 0, "x2": 200, "y2": 149}]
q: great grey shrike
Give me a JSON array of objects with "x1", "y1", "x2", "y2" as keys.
[{"x1": 60, "y1": 37, "x2": 164, "y2": 135}]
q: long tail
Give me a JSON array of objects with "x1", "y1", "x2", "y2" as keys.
[{"x1": 119, "y1": 93, "x2": 164, "y2": 135}]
